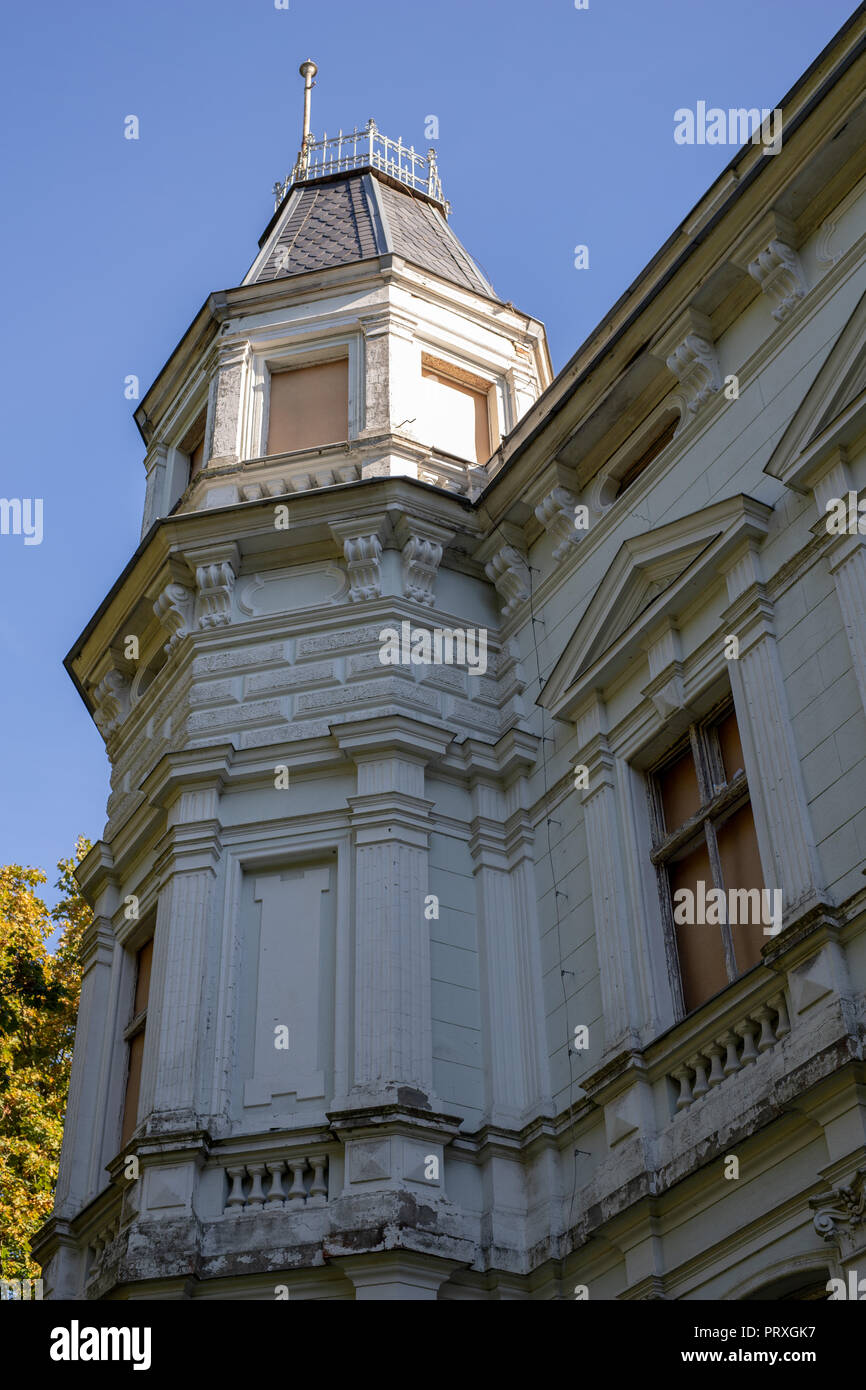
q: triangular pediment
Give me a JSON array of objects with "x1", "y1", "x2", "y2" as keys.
[
  {"x1": 540, "y1": 495, "x2": 772, "y2": 720},
  {"x1": 765, "y1": 284, "x2": 866, "y2": 490}
]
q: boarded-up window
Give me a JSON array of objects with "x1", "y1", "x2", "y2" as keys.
[
  {"x1": 189, "y1": 436, "x2": 205, "y2": 478},
  {"x1": 266, "y1": 359, "x2": 349, "y2": 455},
  {"x1": 650, "y1": 704, "x2": 765, "y2": 1015},
  {"x1": 181, "y1": 412, "x2": 207, "y2": 482},
  {"x1": 420, "y1": 359, "x2": 491, "y2": 464},
  {"x1": 614, "y1": 417, "x2": 677, "y2": 499},
  {"x1": 121, "y1": 937, "x2": 153, "y2": 1147}
]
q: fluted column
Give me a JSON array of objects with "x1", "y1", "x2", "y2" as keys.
[
  {"x1": 337, "y1": 720, "x2": 450, "y2": 1106},
  {"x1": 722, "y1": 541, "x2": 825, "y2": 919},
  {"x1": 138, "y1": 778, "x2": 224, "y2": 1128},
  {"x1": 812, "y1": 453, "x2": 866, "y2": 718},
  {"x1": 468, "y1": 759, "x2": 550, "y2": 1124},
  {"x1": 53, "y1": 851, "x2": 118, "y2": 1215},
  {"x1": 576, "y1": 695, "x2": 642, "y2": 1052}
]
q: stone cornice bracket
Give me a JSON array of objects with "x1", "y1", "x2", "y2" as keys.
[
  {"x1": 153, "y1": 580, "x2": 196, "y2": 655},
  {"x1": 484, "y1": 543, "x2": 531, "y2": 618},
  {"x1": 329, "y1": 519, "x2": 388, "y2": 602},
  {"x1": 184, "y1": 541, "x2": 240, "y2": 630},
  {"x1": 91, "y1": 668, "x2": 131, "y2": 738},
  {"x1": 651, "y1": 307, "x2": 722, "y2": 418},
  {"x1": 195, "y1": 561, "x2": 236, "y2": 628},
  {"x1": 393, "y1": 516, "x2": 454, "y2": 607},
  {"x1": 401, "y1": 535, "x2": 442, "y2": 605},
  {"x1": 732, "y1": 212, "x2": 807, "y2": 324},
  {"x1": 810, "y1": 1167, "x2": 866, "y2": 1244},
  {"x1": 534, "y1": 486, "x2": 583, "y2": 561}
]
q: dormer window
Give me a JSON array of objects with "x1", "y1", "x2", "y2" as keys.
[
  {"x1": 266, "y1": 358, "x2": 349, "y2": 455},
  {"x1": 420, "y1": 354, "x2": 493, "y2": 465}
]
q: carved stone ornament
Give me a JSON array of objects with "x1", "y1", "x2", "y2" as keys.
[
  {"x1": 153, "y1": 581, "x2": 195, "y2": 654},
  {"x1": 810, "y1": 1167, "x2": 866, "y2": 1243},
  {"x1": 484, "y1": 544, "x2": 531, "y2": 617},
  {"x1": 747, "y1": 239, "x2": 807, "y2": 322},
  {"x1": 195, "y1": 560, "x2": 236, "y2": 629},
  {"x1": 401, "y1": 535, "x2": 443, "y2": 606},
  {"x1": 343, "y1": 535, "x2": 383, "y2": 602},
  {"x1": 665, "y1": 328, "x2": 723, "y2": 416},
  {"x1": 91, "y1": 669, "x2": 131, "y2": 738},
  {"x1": 534, "y1": 487, "x2": 583, "y2": 561}
]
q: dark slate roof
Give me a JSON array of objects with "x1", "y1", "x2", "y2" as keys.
[
  {"x1": 251, "y1": 171, "x2": 496, "y2": 299},
  {"x1": 374, "y1": 181, "x2": 493, "y2": 297}
]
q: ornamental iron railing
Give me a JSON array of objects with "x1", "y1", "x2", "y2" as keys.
[{"x1": 273, "y1": 119, "x2": 447, "y2": 213}]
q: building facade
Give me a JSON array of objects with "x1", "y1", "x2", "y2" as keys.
[{"x1": 37, "y1": 14, "x2": 866, "y2": 1299}]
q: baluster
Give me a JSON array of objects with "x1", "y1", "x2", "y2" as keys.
[
  {"x1": 721, "y1": 1030, "x2": 742, "y2": 1076},
  {"x1": 287, "y1": 1158, "x2": 307, "y2": 1206},
  {"x1": 265, "y1": 1160, "x2": 286, "y2": 1207},
  {"x1": 689, "y1": 1054, "x2": 710, "y2": 1100},
  {"x1": 771, "y1": 992, "x2": 790, "y2": 1039},
  {"x1": 738, "y1": 1019, "x2": 759, "y2": 1066},
  {"x1": 225, "y1": 1165, "x2": 247, "y2": 1212},
  {"x1": 706, "y1": 1042, "x2": 725, "y2": 1088},
  {"x1": 337, "y1": 129, "x2": 343, "y2": 171},
  {"x1": 246, "y1": 1163, "x2": 266, "y2": 1207},
  {"x1": 307, "y1": 1155, "x2": 328, "y2": 1207},
  {"x1": 672, "y1": 1065, "x2": 694, "y2": 1111},
  {"x1": 754, "y1": 1005, "x2": 776, "y2": 1053}
]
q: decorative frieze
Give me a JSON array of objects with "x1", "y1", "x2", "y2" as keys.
[
  {"x1": 534, "y1": 487, "x2": 582, "y2": 561},
  {"x1": 484, "y1": 544, "x2": 531, "y2": 617}
]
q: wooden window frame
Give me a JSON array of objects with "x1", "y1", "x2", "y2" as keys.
[
  {"x1": 648, "y1": 698, "x2": 756, "y2": 1017},
  {"x1": 121, "y1": 935, "x2": 153, "y2": 1147}
]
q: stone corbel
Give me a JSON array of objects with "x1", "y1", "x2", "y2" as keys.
[
  {"x1": 91, "y1": 669, "x2": 131, "y2": 738},
  {"x1": 484, "y1": 544, "x2": 531, "y2": 618},
  {"x1": 329, "y1": 520, "x2": 387, "y2": 602},
  {"x1": 153, "y1": 580, "x2": 196, "y2": 654},
  {"x1": 810, "y1": 1168, "x2": 866, "y2": 1250},
  {"x1": 651, "y1": 308, "x2": 722, "y2": 418},
  {"x1": 393, "y1": 516, "x2": 453, "y2": 607},
  {"x1": 534, "y1": 486, "x2": 583, "y2": 561},
  {"x1": 733, "y1": 212, "x2": 807, "y2": 323},
  {"x1": 185, "y1": 542, "x2": 240, "y2": 630}
]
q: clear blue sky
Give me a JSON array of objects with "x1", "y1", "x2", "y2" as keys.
[{"x1": 0, "y1": 0, "x2": 858, "y2": 904}]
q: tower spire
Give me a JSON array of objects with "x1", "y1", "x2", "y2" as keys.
[{"x1": 299, "y1": 58, "x2": 317, "y2": 147}]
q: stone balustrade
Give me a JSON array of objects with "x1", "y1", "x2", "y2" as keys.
[
  {"x1": 223, "y1": 1153, "x2": 329, "y2": 1214},
  {"x1": 670, "y1": 990, "x2": 791, "y2": 1113}
]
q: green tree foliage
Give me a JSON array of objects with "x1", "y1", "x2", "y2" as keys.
[{"x1": 0, "y1": 838, "x2": 91, "y2": 1283}]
